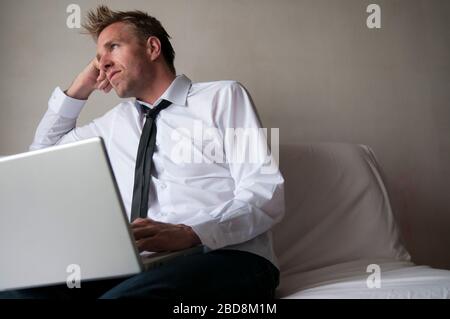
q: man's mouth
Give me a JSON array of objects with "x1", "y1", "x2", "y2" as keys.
[{"x1": 109, "y1": 71, "x2": 121, "y2": 82}]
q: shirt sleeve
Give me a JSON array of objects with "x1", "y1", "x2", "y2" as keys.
[
  {"x1": 189, "y1": 82, "x2": 285, "y2": 250},
  {"x1": 29, "y1": 87, "x2": 114, "y2": 151}
]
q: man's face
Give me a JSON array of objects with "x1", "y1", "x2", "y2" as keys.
[{"x1": 96, "y1": 22, "x2": 152, "y2": 98}]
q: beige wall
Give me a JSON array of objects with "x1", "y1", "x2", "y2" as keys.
[{"x1": 1, "y1": 0, "x2": 449, "y2": 269}]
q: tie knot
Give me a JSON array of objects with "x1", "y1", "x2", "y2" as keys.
[{"x1": 141, "y1": 99, "x2": 172, "y2": 119}]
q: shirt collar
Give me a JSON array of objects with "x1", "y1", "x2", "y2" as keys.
[{"x1": 134, "y1": 74, "x2": 191, "y2": 110}]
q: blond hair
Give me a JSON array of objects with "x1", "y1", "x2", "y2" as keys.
[{"x1": 83, "y1": 5, "x2": 176, "y2": 74}]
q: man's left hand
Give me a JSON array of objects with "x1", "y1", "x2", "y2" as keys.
[{"x1": 131, "y1": 218, "x2": 201, "y2": 252}]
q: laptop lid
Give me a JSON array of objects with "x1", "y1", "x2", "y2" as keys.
[{"x1": 0, "y1": 138, "x2": 143, "y2": 291}]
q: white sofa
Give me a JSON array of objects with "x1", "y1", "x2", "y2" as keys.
[{"x1": 272, "y1": 143, "x2": 450, "y2": 298}]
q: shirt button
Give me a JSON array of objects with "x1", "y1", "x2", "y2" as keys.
[{"x1": 160, "y1": 183, "x2": 167, "y2": 189}]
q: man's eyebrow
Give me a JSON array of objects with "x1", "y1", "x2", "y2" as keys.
[{"x1": 96, "y1": 40, "x2": 121, "y2": 61}]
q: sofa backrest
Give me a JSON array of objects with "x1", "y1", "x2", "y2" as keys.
[{"x1": 272, "y1": 143, "x2": 410, "y2": 274}]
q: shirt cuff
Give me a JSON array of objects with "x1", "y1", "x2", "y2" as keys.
[
  {"x1": 189, "y1": 216, "x2": 226, "y2": 251},
  {"x1": 48, "y1": 87, "x2": 87, "y2": 119}
]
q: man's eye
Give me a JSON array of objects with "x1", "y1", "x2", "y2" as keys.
[{"x1": 111, "y1": 44, "x2": 119, "y2": 49}]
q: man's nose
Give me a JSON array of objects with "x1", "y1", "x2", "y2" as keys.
[{"x1": 99, "y1": 55, "x2": 113, "y2": 72}]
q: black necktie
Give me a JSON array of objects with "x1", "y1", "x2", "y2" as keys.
[{"x1": 130, "y1": 99, "x2": 172, "y2": 222}]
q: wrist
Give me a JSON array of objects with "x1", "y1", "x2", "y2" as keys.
[
  {"x1": 66, "y1": 82, "x2": 93, "y2": 100},
  {"x1": 182, "y1": 225, "x2": 201, "y2": 247}
]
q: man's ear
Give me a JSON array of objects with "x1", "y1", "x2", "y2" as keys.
[{"x1": 146, "y1": 36, "x2": 162, "y2": 62}]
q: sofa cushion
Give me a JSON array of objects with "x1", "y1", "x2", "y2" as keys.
[{"x1": 272, "y1": 143, "x2": 410, "y2": 275}]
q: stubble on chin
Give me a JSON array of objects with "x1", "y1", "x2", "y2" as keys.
[{"x1": 113, "y1": 83, "x2": 133, "y2": 98}]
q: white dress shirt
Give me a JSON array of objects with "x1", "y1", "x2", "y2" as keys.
[{"x1": 30, "y1": 74, "x2": 285, "y2": 268}]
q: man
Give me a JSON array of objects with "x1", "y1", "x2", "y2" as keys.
[{"x1": 8, "y1": 6, "x2": 284, "y2": 299}]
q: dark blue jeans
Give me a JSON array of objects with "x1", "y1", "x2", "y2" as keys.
[{"x1": 0, "y1": 250, "x2": 279, "y2": 299}]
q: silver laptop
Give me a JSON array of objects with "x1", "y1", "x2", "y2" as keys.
[{"x1": 0, "y1": 137, "x2": 204, "y2": 292}]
